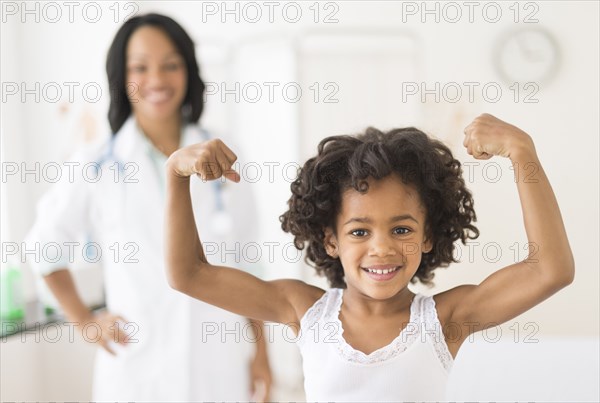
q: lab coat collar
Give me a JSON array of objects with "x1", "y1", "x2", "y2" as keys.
[
  {"x1": 113, "y1": 116, "x2": 206, "y2": 161},
  {"x1": 112, "y1": 116, "x2": 142, "y2": 162},
  {"x1": 182, "y1": 121, "x2": 208, "y2": 146}
]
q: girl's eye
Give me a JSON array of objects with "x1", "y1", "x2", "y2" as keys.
[
  {"x1": 393, "y1": 227, "x2": 410, "y2": 235},
  {"x1": 350, "y1": 229, "x2": 368, "y2": 237}
]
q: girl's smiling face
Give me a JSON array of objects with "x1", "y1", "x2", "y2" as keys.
[
  {"x1": 325, "y1": 174, "x2": 432, "y2": 300},
  {"x1": 125, "y1": 26, "x2": 188, "y2": 122}
]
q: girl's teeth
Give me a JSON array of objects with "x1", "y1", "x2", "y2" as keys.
[{"x1": 367, "y1": 267, "x2": 397, "y2": 274}]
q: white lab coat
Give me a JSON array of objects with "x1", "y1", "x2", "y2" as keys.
[{"x1": 25, "y1": 117, "x2": 259, "y2": 402}]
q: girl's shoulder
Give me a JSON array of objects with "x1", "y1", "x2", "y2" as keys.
[{"x1": 270, "y1": 279, "x2": 327, "y2": 327}]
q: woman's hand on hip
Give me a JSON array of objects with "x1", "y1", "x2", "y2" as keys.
[{"x1": 78, "y1": 310, "x2": 131, "y2": 355}]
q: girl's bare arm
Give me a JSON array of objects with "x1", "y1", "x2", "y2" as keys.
[
  {"x1": 441, "y1": 114, "x2": 574, "y2": 339},
  {"x1": 165, "y1": 139, "x2": 322, "y2": 326}
]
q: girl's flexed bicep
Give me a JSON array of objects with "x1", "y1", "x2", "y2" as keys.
[
  {"x1": 164, "y1": 140, "x2": 320, "y2": 325},
  {"x1": 443, "y1": 114, "x2": 574, "y2": 347}
]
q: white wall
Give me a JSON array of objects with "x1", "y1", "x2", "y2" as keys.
[{"x1": 1, "y1": 1, "x2": 598, "y2": 401}]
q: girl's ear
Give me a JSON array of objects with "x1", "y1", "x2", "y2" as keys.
[
  {"x1": 323, "y1": 227, "x2": 339, "y2": 258},
  {"x1": 423, "y1": 236, "x2": 433, "y2": 254}
]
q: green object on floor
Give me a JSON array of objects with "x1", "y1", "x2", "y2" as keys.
[{"x1": 0, "y1": 263, "x2": 25, "y2": 320}]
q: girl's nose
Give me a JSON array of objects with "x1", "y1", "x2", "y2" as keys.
[{"x1": 368, "y1": 235, "x2": 397, "y2": 257}]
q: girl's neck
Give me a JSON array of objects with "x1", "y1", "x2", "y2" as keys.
[
  {"x1": 343, "y1": 286, "x2": 415, "y2": 316},
  {"x1": 135, "y1": 114, "x2": 182, "y2": 157}
]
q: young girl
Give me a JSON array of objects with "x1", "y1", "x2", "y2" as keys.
[{"x1": 165, "y1": 113, "x2": 574, "y2": 401}]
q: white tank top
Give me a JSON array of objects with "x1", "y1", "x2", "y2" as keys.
[{"x1": 296, "y1": 288, "x2": 453, "y2": 402}]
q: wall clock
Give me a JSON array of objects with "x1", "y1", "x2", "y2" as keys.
[{"x1": 493, "y1": 27, "x2": 561, "y2": 85}]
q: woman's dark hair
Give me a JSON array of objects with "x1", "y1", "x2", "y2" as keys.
[
  {"x1": 106, "y1": 13, "x2": 205, "y2": 134},
  {"x1": 280, "y1": 127, "x2": 479, "y2": 288}
]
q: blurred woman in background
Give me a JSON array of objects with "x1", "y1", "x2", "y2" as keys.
[{"x1": 26, "y1": 13, "x2": 271, "y2": 402}]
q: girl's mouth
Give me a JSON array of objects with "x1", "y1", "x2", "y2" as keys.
[{"x1": 361, "y1": 265, "x2": 401, "y2": 281}]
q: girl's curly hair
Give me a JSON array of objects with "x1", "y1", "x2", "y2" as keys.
[{"x1": 280, "y1": 127, "x2": 479, "y2": 288}]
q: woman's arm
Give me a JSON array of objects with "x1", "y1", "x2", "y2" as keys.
[
  {"x1": 44, "y1": 269, "x2": 129, "y2": 354},
  {"x1": 442, "y1": 114, "x2": 575, "y2": 339},
  {"x1": 165, "y1": 139, "x2": 321, "y2": 326},
  {"x1": 44, "y1": 269, "x2": 93, "y2": 324},
  {"x1": 247, "y1": 318, "x2": 272, "y2": 402}
]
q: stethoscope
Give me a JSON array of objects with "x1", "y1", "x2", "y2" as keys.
[
  {"x1": 93, "y1": 125, "x2": 233, "y2": 235},
  {"x1": 197, "y1": 128, "x2": 233, "y2": 236},
  {"x1": 93, "y1": 135, "x2": 128, "y2": 177}
]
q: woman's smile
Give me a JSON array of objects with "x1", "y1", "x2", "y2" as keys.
[{"x1": 142, "y1": 88, "x2": 176, "y2": 105}]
